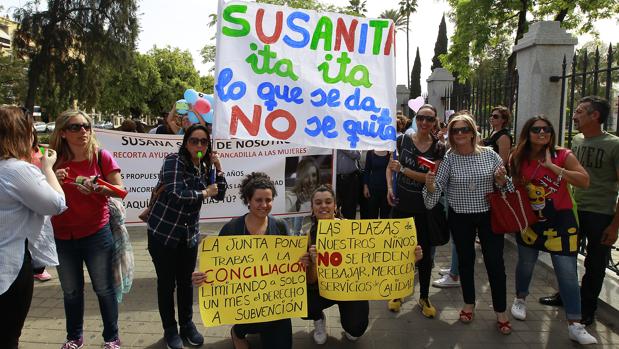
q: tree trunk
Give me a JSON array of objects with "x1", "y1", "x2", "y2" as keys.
[
  {"x1": 406, "y1": 13, "x2": 410, "y2": 90},
  {"x1": 505, "y1": 0, "x2": 528, "y2": 108}
]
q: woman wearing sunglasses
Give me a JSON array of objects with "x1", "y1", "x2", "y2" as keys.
[
  {"x1": 508, "y1": 116, "x2": 597, "y2": 344},
  {"x1": 49, "y1": 110, "x2": 125, "y2": 349},
  {"x1": 147, "y1": 124, "x2": 221, "y2": 349},
  {"x1": 385, "y1": 104, "x2": 446, "y2": 315},
  {"x1": 483, "y1": 106, "x2": 513, "y2": 165},
  {"x1": 0, "y1": 106, "x2": 66, "y2": 349},
  {"x1": 424, "y1": 112, "x2": 513, "y2": 335}
]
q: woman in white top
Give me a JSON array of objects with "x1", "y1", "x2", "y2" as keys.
[{"x1": 0, "y1": 106, "x2": 66, "y2": 349}]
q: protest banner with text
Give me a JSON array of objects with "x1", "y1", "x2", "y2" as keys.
[
  {"x1": 213, "y1": 0, "x2": 397, "y2": 150},
  {"x1": 96, "y1": 129, "x2": 335, "y2": 225},
  {"x1": 316, "y1": 218, "x2": 417, "y2": 300},
  {"x1": 198, "y1": 235, "x2": 308, "y2": 326}
]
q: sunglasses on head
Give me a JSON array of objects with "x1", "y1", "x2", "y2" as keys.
[
  {"x1": 491, "y1": 113, "x2": 502, "y2": 119},
  {"x1": 65, "y1": 123, "x2": 91, "y2": 132},
  {"x1": 188, "y1": 137, "x2": 209, "y2": 146},
  {"x1": 530, "y1": 126, "x2": 552, "y2": 134},
  {"x1": 451, "y1": 126, "x2": 474, "y2": 135},
  {"x1": 416, "y1": 114, "x2": 436, "y2": 123}
]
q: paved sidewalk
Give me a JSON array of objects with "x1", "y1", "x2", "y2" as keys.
[{"x1": 20, "y1": 227, "x2": 619, "y2": 348}]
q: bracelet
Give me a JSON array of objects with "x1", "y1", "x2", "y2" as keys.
[{"x1": 557, "y1": 167, "x2": 565, "y2": 182}]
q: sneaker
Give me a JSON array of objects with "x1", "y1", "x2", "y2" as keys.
[
  {"x1": 164, "y1": 330, "x2": 183, "y2": 349},
  {"x1": 313, "y1": 315, "x2": 327, "y2": 345},
  {"x1": 432, "y1": 274, "x2": 460, "y2": 288},
  {"x1": 568, "y1": 323, "x2": 598, "y2": 344},
  {"x1": 344, "y1": 331, "x2": 358, "y2": 342},
  {"x1": 180, "y1": 322, "x2": 204, "y2": 346},
  {"x1": 34, "y1": 270, "x2": 53, "y2": 282},
  {"x1": 388, "y1": 298, "x2": 402, "y2": 312},
  {"x1": 104, "y1": 339, "x2": 121, "y2": 349},
  {"x1": 60, "y1": 338, "x2": 83, "y2": 349},
  {"x1": 418, "y1": 298, "x2": 436, "y2": 318},
  {"x1": 438, "y1": 268, "x2": 451, "y2": 276},
  {"x1": 511, "y1": 298, "x2": 526, "y2": 320}
]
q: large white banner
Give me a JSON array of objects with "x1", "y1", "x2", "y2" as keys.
[
  {"x1": 213, "y1": 0, "x2": 397, "y2": 151},
  {"x1": 97, "y1": 130, "x2": 335, "y2": 226}
]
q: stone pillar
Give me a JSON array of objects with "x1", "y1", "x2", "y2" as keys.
[
  {"x1": 513, "y1": 21, "x2": 577, "y2": 143},
  {"x1": 426, "y1": 68, "x2": 455, "y2": 122}
]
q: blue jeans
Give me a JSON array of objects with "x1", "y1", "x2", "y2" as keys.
[
  {"x1": 449, "y1": 240, "x2": 460, "y2": 276},
  {"x1": 515, "y1": 243, "x2": 581, "y2": 320},
  {"x1": 55, "y1": 224, "x2": 119, "y2": 342}
]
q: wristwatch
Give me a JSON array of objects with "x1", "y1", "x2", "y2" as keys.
[{"x1": 399, "y1": 166, "x2": 406, "y2": 174}]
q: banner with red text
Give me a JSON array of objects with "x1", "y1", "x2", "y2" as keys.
[
  {"x1": 96, "y1": 129, "x2": 335, "y2": 225},
  {"x1": 213, "y1": 0, "x2": 397, "y2": 150}
]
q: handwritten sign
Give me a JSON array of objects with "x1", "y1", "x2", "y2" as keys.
[
  {"x1": 213, "y1": 0, "x2": 397, "y2": 150},
  {"x1": 316, "y1": 218, "x2": 417, "y2": 300},
  {"x1": 198, "y1": 235, "x2": 308, "y2": 326}
]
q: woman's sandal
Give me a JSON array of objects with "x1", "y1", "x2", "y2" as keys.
[
  {"x1": 497, "y1": 320, "x2": 513, "y2": 335},
  {"x1": 459, "y1": 309, "x2": 474, "y2": 323}
]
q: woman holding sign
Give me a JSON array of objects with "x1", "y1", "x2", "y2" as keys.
[
  {"x1": 147, "y1": 124, "x2": 221, "y2": 349},
  {"x1": 424, "y1": 113, "x2": 513, "y2": 335},
  {"x1": 193, "y1": 172, "x2": 297, "y2": 349},
  {"x1": 385, "y1": 104, "x2": 446, "y2": 316},
  {"x1": 304, "y1": 185, "x2": 423, "y2": 345}
]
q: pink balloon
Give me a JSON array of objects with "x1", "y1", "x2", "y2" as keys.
[
  {"x1": 408, "y1": 96, "x2": 425, "y2": 113},
  {"x1": 194, "y1": 98, "x2": 211, "y2": 115}
]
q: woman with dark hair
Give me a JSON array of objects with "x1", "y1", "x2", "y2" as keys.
[
  {"x1": 147, "y1": 124, "x2": 221, "y2": 349},
  {"x1": 50, "y1": 110, "x2": 125, "y2": 349},
  {"x1": 424, "y1": 112, "x2": 512, "y2": 335},
  {"x1": 0, "y1": 106, "x2": 65, "y2": 349},
  {"x1": 193, "y1": 172, "x2": 295, "y2": 349},
  {"x1": 385, "y1": 104, "x2": 446, "y2": 315},
  {"x1": 483, "y1": 106, "x2": 512, "y2": 164},
  {"x1": 286, "y1": 157, "x2": 321, "y2": 234},
  {"x1": 508, "y1": 116, "x2": 597, "y2": 344},
  {"x1": 302, "y1": 184, "x2": 424, "y2": 345}
]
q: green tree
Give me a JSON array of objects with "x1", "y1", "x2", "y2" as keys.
[
  {"x1": 443, "y1": 0, "x2": 619, "y2": 81},
  {"x1": 379, "y1": 9, "x2": 407, "y2": 32},
  {"x1": 12, "y1": 0, "x2": 139, "y2": 116},
  {"x1": 431, "y1": 14, "x2": 448, "y2": 71},
  {"x1": 146, "y1": 46, "x2": 201, "y2": 115},
  {"x1": 98, "y1": 53, "x2": 161, "y2": 118},
  {"x1": 347, "y1": 0, "x2": 367, "y2": 17},
  {"x1": 399, "y1": 0, "x2": 418, "y2": 89},
  {"x1": 409, "y1": 47, "x2": 421, "y2": 117},
  {"x1": 0, "y1": 54, "x2": 28, "y2": 105},
  {"x1": 199, "y1": 75, "x2": 215, "y2": 95}
]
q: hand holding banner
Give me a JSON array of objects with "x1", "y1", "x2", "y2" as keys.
[
  {"x1": 316, "y1": 218, "x2": 417, "y2": 301},
  {"x1": 198, "y1": 235, "x2": 308, "y2": 327}
]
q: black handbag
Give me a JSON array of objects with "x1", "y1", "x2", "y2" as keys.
[{"x1": 428, "y1": 201, "x2": 450, "y2": 246}]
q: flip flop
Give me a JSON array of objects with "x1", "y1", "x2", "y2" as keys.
[
  {"x1": 459, "y1": 309, "x2": 474, "y2": 323},
  {"x1": 497, "y1": 320, "x2": 512, "y2": 335}
]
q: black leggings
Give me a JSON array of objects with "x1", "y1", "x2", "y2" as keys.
[
  {"x1": 233, "y1": 319, "x2": 292, "y2": 349},
  {"x1": 305, "y1": 288, "x2": 369, "y2": 337},
  {"x1": 449, "y1": 209, "x2": 506, "y2": 312},
  {"x1": 391, "y1": 207, "x2": 432, "y2": 299},
  {"x1": 0, "y1": 242, "x2": 33, "y2": 349}
]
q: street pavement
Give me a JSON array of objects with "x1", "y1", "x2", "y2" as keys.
[{"x1": 20, "y1": 227, "x2": 619, "y2": 348}]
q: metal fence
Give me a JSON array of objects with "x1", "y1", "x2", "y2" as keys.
[
  {"x1": 552, "y1": 44, "x2": 619, "y2": 148},
  {"x1": 551, "y1": 44, "x2": 619, "y2": 276},
  {"x1": 443, "y1": 73, "x2": 519, "y2": 138}
]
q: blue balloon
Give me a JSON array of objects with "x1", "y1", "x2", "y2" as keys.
[
  {"x1": 184, "y1": 89, "x2": 199, "y2": 104},
  {"x1": 187, "y1": 111, "x2": 200, "y2": 124},
  {"x1": 203, "y1": 94, "x2": 215, "y2": 123}
]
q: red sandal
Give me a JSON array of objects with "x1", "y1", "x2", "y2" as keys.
[
  {"x1": 459, "y1": 309, "x2": 474, "y2": 323},
  {"x1": 497, "y1": 320, "x2": 512, "y2": 335}
]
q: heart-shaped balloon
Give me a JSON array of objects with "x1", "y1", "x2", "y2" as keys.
[
  {"x1": 194, "y1": 98, "x2": 211, "y2": 115},
  {"x1": 408, "y1": 96, "x2": 425, "y2": 113}
]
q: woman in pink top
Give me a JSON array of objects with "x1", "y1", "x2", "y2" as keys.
[{"x1": 50, "y1": 110, "x2": 124, "y2": 349}]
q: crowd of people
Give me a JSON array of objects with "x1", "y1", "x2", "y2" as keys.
[{"x1": 1, "y1": 95, "x2": 617, "y2": 349}]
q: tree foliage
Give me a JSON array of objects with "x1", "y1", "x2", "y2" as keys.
[
  {"x1": 347, "y1": 0, "x2": 367, "y2": 17},
  {"x1": 431, "y1": 14, "x2": 448, "y2": 71},
  {"x1": 442, "y1": 0, "x2": 619, "y2": 81},
  {"x1": 409, "y1": 47, "x2": 422, "y2": 117},
  {"x1": 12, "y1": 0, "x2": 139, "y2": 116},
  {"x1": 0, "y1": 54, "x2": 28, "y2": 105},
  {"x1": 399, "y1": 0, "x2": 418, "y2": 89},
  {"x1": 379, "y1": 9, "x2": 407, "y2": 32}
]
